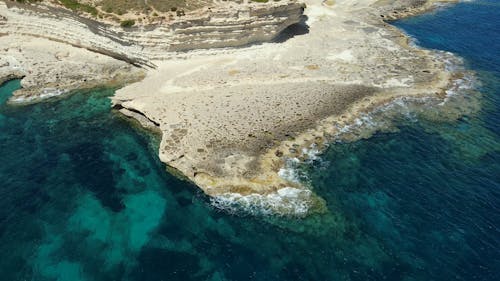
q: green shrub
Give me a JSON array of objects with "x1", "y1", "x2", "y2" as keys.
[
  {"x1": 57, "y1": 0, "x2": 98, "y2": 16},
  {"x1": 81, "y1": 5, "x2": 98, "y2": 16},
  {"x1": 120, "y1": 19, "x2": 135, "y2": 28}
]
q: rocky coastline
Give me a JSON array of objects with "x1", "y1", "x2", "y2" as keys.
[{"x1": 0, "y1": 0, "x2": 466, "y2": 216}]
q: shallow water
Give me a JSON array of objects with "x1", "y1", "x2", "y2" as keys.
[{"x1": 0, "y1": 1, "x2": 499, "y2": 280}]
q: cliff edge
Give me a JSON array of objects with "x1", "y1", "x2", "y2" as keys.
[{"x1": 0, "y1": 0, "x2": 306, "y2": 100}]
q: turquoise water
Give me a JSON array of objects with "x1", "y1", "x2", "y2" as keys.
[{"x1": 0, "y1": 1, "x2": 499, "y2": 280}]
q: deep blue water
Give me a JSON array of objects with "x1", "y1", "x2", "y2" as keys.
[{"x1": 0, "y1": 1, "x2": 499, "y2": 280}]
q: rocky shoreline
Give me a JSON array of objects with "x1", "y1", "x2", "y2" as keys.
[
  {"x1": 0, "y1": 0, "x2": 466, "y2": 216},
  {"x1": 0, "y1": 0, "x2": 305, "y2": 101},
  {"x1": 112, "y1": 0, "x2": 464, "y2": 216}
]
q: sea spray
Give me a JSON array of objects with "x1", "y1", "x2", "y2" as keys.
[
  {"x1": 210, "y1": 187, "x2": 314, "y2": 217},
  {"x1": 209, "y1": 144, "x2": 329, "y2": 217},
  {"x1": 335, "y1": 53, "x2": 478, "y2": 143}
]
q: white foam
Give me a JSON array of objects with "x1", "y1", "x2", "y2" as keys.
[
  {"x1": 442, "y1": 77, "x2": 473, "y2": 105},
  {"x1": 439, "y1": 52, "x2": 477, "y2": 104},
  {"x1": 211, "y1": 152, "x2": 317, "y2": 217},
  {"x1": 11, "y1": 88, "x2": 68, "y2": 103},
  {"x1": 302, "y1": 144, "x2": 320, "y2": 162},
  {"x1": 39, "y1": 88, "x2": 67, "y2": 99},
  {"x1": 210, "y1": 187, "x2": 313, "y2": 217},
  {"x1": 278, "y1": 166, "x2": 301, "y2": 184}
]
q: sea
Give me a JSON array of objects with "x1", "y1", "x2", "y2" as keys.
[{"x1": 0, "y1": 0, "x2": 498, "y2": 280}]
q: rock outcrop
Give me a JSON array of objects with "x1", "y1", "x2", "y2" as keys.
[
  {"x1": 0, "y1": 1, "x2": 305, "y2": 64},
  {"x1": 111, "y1": 0, "x2": 467, "y2": 216},
  {"x1": 0, "y1": 0, "x2": 305, "y2": 100},
  {"x1": 0, "y1": 55, "x2": 25, "y2": 86},
  {"x1": 168, "y1": 2, "x2": 305, "y2": 51}
]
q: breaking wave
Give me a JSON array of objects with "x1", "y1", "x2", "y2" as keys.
[
  {"x1": 335, "y1": 52, "x2": 477, "y2": 143},
  {"x1": 210, "y1": 187, "x2": 314, "y2": 217}
]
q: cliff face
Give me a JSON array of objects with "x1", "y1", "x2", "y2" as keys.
[
  {"x1": 168, "y1": 2, "x2": 305, "y2": 51},
  {"x1": 0, "y1": 1, "x2": 305, "y2": 64}
]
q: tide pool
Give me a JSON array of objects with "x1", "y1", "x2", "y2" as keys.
[{"x1": 0, "y1": 1, "x2": 499, "y2": 280}]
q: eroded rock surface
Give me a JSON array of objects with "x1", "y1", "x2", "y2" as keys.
[
  {"x1": 0, "y1": 0, "x2": 306, "y2": 100},
  {"x1": 112, "y1": 0, "x2": 460, "y2": 215}
]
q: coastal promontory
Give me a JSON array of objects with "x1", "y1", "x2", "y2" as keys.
[{"x1": 0, "y1": 0, "x2": 462, "y2": 215}]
